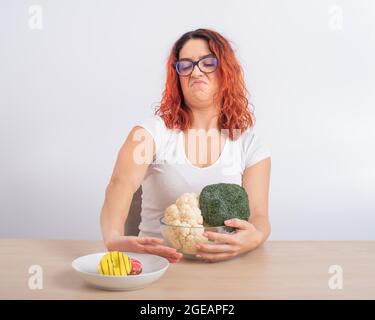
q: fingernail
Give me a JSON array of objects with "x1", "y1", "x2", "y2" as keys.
[{"x1": 196, "y1": 255, "x2": 202, "y2": 258}]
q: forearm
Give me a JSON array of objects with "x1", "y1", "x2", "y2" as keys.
[
  {"x1": 100, "y1": 181, "x2": 134, "y2": 245},
  {"x1": 249, "y1": 215, "x2": 271, "y2": 246}
]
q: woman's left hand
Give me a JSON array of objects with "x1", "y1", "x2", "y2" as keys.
[{"x1": 195, "y1": 218, "x2": 264, "y2": 263}]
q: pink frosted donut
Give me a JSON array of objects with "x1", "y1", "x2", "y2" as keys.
[{"x1": 130, "y1": 258, "x2": 142, "y2": 275}]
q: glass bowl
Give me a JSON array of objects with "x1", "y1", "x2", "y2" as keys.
[{"x1": 159, "y1": 217, "x2": 235, "y2": 259}]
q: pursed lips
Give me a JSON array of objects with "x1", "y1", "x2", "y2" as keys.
[{"x1": 191, "y1": 80, "x2": 207, "y2": 86}]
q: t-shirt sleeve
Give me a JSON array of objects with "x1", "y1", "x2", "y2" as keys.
[
  {"x1": 241, "y1": 128, "x2": 271, "y2": 171},
  {"x1": 134, "y1": 115, "x2": 168, "y2": 159}
]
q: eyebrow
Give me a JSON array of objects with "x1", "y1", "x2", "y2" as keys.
[{"x1": 178, "y1": 53, "x2": 214, "y2": 61}]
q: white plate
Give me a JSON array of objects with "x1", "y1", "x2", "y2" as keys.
[{"x1": 72, "y1": 252, "x2": 169, "y2": 291}]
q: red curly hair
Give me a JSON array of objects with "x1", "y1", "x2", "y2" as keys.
[{"x1": 155, "y1": 28, "x2": 255, "y2": 141}]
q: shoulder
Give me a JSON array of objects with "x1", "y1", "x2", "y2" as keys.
[
  {"x1": 239, "y1": 127, "x2": 256, "y2": 149},
  {"x1": 239, "y1": 126, "x2": 271, "y2": 170},
  {"x1": 133, "y1": 114, "x2": 173, "y2": 155},
  {"x1": 133, "y1": 114, "x2": 170, "y2": 137}
]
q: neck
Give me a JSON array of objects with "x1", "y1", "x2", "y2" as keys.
[{"x1": 188, "y1": 106, "x2": 221, "y2": 131}]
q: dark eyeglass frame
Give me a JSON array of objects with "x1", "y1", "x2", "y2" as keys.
[{"x1": 173, "y1": 54, "x2": 218, "y2": 77}]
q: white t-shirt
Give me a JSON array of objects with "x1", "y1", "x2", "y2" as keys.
[{"x1": 134, "y1": 115, "x2": 271, "y2": 238}]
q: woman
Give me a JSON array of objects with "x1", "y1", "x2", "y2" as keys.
[{"x1": 100, "y1": 28, "x2": 271, "y2": 263}]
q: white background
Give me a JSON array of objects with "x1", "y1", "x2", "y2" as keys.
[{"x1": 0, "y1": 0, "x2": 374, "y2": 240}]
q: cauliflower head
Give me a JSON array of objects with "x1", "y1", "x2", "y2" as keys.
[{"x1": 163, "y1": 192, "x2": 208, "y2": 254}]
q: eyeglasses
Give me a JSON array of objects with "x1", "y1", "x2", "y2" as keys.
[{"x1": 173, "y1": 55, "x2": 218, "y2": 76}]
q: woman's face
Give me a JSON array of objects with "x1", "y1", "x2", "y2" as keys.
[{"x1": 177, "y1": 39, "x2": 220, "y2": 109}]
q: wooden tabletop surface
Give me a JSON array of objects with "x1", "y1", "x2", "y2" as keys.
[{"x1": 0, "y1": 239, "x2": 374, "y2": 299}]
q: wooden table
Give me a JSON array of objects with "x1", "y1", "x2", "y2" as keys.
[{"x1": 0, "y1": 239, "x2": 374, "y2": 299}]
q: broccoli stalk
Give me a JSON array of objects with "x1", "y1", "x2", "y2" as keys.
[{"x1": 199, "y1": 183, "x2": 250, "y2": 227}]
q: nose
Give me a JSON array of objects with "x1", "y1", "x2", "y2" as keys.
[{"x1": 191, "y1": 63, "x2": 204, "y2": 77}]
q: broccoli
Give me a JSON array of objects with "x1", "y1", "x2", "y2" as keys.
[{"x1": 199, "y1": 183, "x2": 250, "y2": 227}]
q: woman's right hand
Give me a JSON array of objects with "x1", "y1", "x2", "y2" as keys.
[{"x1": 104, "y1": 235, "x2": 183, "y2": 263}]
